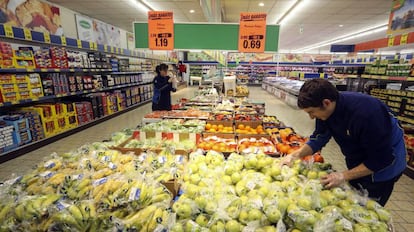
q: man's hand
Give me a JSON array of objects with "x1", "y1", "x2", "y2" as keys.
[
  {"x1": 320, "y1": 172, "x2": 345, "y2": 188},
  {"x1": 280, "y1": 153, "x2": 299, "y2": 167}
]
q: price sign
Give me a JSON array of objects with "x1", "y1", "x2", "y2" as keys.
[
  {"x1": 89, "y1": 42, "x2": 94, "y2": 49},
  {"x1": 400, "y1": 33, "x2": 408, "y2": 45},
  {"x1": 23, "y1": 28, "x2": 32, "y2": 40},
  {"x1": 94, "y1": 42, "x2": 98, "y2": 50},
  {"x1": 61, "y1": 36, "x2": 67, "y2": 46},
  {"x1": 44, "y1": 33, "x2": 51, "y2": 43},
  {"x1": 77, "y1": 39, "x2": 82, "y2": 48},
  {"x1": 104, "y1": 45, "x2": 108, "y2": 52},
  {"x1": 388, "y1": 36, "x2": 395, "y2": 47},
  {"x1": 238, "y1": 12, "x2": 267, "y2": 53},
  {"x1": 148, "y1": 11, "x2": 174, "y2": 50},
  {"x1": 110, "y1": 46, "x2": 114, "y2": 53},
  {"x1": 4, "y1": 25, "x2": 13, "y2": 38}
]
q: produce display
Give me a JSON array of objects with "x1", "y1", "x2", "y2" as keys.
[
  {"x1": 236, "y1": 85, "x2": 249, "y2": 96},
  {"x1": 0, "y1": 92, "x2": 394, "y2": 232},
  {"x1": 209, "y1": 113, "x2": 234, "y2": 121}
]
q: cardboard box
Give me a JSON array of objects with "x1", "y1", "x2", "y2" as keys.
[
  {"x1": 235, "y1": 121, "x2": 263, "y2": 130},
  {"x1": 161, "y1": 179, "x2": 181, "y2": 198}
]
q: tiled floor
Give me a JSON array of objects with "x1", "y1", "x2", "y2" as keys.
[{"x1": 1, "y1": 86, "x2": 414, "y2": 231}]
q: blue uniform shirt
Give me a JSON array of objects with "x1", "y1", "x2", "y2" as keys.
[{"x1": 306, "y1": 92, "x2": 407, "y2": 182}]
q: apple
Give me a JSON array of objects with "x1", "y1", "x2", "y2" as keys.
[
  {"x1": 204, "y1": 202, "x2": 218, "y2": 215},
  {"x1": 185, "y1": 220, "x2": 201, "y2": 232},
  {"x1": 231, "y1": 172, "x2": 241, "y2": 184},
  {"x1": 175, "y1": 203, "x2": 192, "y2": 219},
  {"x1": 244, "y1": 157, "x2": 258, "y2": 169},
  {"x1": 225, "y1": 220, "x2": 241, "y2": 232},
  {"x1": 353, "y1": 223, "x2": 372, "y2": 232},
  {"x1": 276, "y1": 198, "x2": 290, "y2": 213},
  {"x1": 235, "y1": 181, "x2": 248, "y2": 196},
  {"x1": 257, "y1": 158, "x2": 268, "y2": 170},
  {"x1": 269, "y1": 166, "x2": 281, "y2": 179},
  {"x1": 226, "y1": 206, "x2": 240, "y2": 219},
  {"x1": 320, "y1": 190, "x2": 338, "y2": 205},
  {"x1": 370, "y1": 221, "x2": 388, "y2": 232},
  {"x1": 297, "y1": 197, "x2": 313, "y2": 210},
  {"x1": 318, "y1": 171, "x2": 328, "y2": 178},
  {"x1": 264, "y1": 205, "x2": 281, "y2": 223},
  {"x1": 248, "y1": 208, "x2": 263, "y2": 221},
  {"x1": 258, "y1": 186, "x2": 269, "y2": 197},
  {"x1": 188, "y1": 164, "x2": 199, "y2": 173},
  {"x1": 195, "y1": 196, "x2": 208, "y2": 210},
  {"x1": 185, "y1": 184, "x2": 199, "y2": 198},
  {"x1": 225, "y1": 164, "x2": 235, "y2": 175},
  {"x1": 238, "y1": 209, "x2": 249, "y2": 224},
  {"x1": 307, "y1": 170, "x2": 318, "y2": 179},
  {"x1": 255, "y1": 226, "x2": 277, "y2": 232},
  {"x1": 331, "y1": 187, "x2": 347, "y2": 199},
  {"x1": 376, "y1": 208, "x2": 391, "y2": 222},
  {"x1": 366, "y1": 200, "x2": 381, "y2": 211},
  {"x1": 210, "y1": 220, "x2": 225, "y2": 232},
  {"x1": 195, "y1": 214, "x2": 209, "y2": 227},
  {"x1": 337, "y1": 199, "x2": 352, "y2": 209},
  {"x1": 222, "y1": 175, "x2": 232, "y2": 185},
  {"x1": 171, "y1": 223, "x2": 184, "y2": 232},
  {"x1": 190, "y1": 174, "x2": 201, "y2": 185}
]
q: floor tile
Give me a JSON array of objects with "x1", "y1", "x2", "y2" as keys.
[
  {"x1": 401, "y1": 223, "x2": 414, "y2": 232},
  {"x1": 397, "y1": 210, "x2": 414, "y2": 223}
]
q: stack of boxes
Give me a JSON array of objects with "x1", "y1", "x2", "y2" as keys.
[
  {"x1": 67, "y1": 50, "x2": 83, "y2": 69},
  {"x1": 106, "y1": 94, "x2": 118, "y2": 114},
  {"x1": 110, "y1": 58, "x2": 119, "y2": 72},
  {"x1": 41, "y1": 73, "x2": 69, "y2": 96},
  {"x1": 0, "y1": 75, "x2": 17, "y2": 103},
  {"x1": 0, "y1": 42, "x2": 13, "y2": 68},
  {"x1": 88, "y1": 52, "x2": 110, "y2": 69},
  {"x1": 13, "y1": 49, "x2": 36, "y2": 69},
  {"x1": 75, "y1": 102, "x2": 94, "y2": 125},
  {"x1": 0, "y1": 74, "x2": 43, "y2": 103},
  {"x1": 2, "y1": 115, "x2": 32, "y2": 147},
  {"x1": 63, "y1": 102, "x2": 78, "y2": 130},
  {"x1": 50, "y1": 47, "x2": 68, "y2": 69},
  {"x1": 0, "y1": 121, "x2": 16, "y2": 153},
  {"x1": 14, "y1": 110, "x2": 45, "y2": 142},
  {"x1": 34, "y1": 48, "x2": 52, "y2": 68}
]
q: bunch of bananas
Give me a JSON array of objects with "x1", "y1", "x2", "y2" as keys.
[{"x1": 236, "y1": 85, "x2": 249, "y2": 95}]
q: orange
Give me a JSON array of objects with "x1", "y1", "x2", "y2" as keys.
[
  {"x1": 205, "y1": 123, "x2": 212, "y2": 130},
  {"x1": 218, "y1": 146, "x2": 226, "y2": 152},
  {"x1": 209, "y1": 128, "x2": 216, "y2": 133},
  {"x1": 218, "y1": 124, "x2": 224, "y2": 130},
  {"x1": 212, "y1": 125, "x2": 218, "y2": 130},
  {"x1": 245, "y1": 126, "x2": 251, "y2": 131},
  {"x1": 212, "y1": 145, "x2": 219, "y2": 151},
  {"x1": 238, "y1": 124, "x2": 245, "y2": 130},
  {"x1": 204, "y1": 143, "x2": 212, "y2": 150},
  {"x1": 257, "y1": 125, "x2": 263, "y2": 130}
]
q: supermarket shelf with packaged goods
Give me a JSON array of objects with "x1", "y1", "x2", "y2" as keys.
[
  {"x1": 0, "y1": 24, "x2": 169, "y2": 159},
  {"x1": 0, "y1": 98, "x2": 151, "y2": 164}
]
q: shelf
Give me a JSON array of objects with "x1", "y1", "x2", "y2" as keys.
[
  {"x1": 360, "y1": 74, "x2": 414, "y2": 81},
  {"x1": 0, "y1": 68, "x2": 113, "y2": 73},
  {"x1": 111, "y1": 71, "x2": 147, "y2": 75},
  {"x1": 0, "y1": 81, "x2": 152, "y2": 108},
  {"x1": 0, "y1": 99, "x2": 151, "y2": 164}
]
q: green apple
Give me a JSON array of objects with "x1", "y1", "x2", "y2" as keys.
[
  {"x1": 269, "y1": 166, "x2": 281, "y2": 179},
  {"x1": 176, "y1": 203, "x2": 192, "y2": 219},
  {"x1": 225, "y1": 165, "x2": 235, "y2": 175},
  {"x1": 231, "y1": 172, "x2": 241, "y2": 184},
  {"x1": 195, "y1": 214, "x2": 209, "y2": 227},
  {"x1": 297, "y1": 197, "x2": 313, "y2": 210},
  {"x1": 307, "y1": 170, "x2": 318, "y2": 179},
  {"x1": 264, "y1": 205, "x2": 281, "y2": 223},
  {"x1": 276, "y1": 198, "x2": 289, "y2": 213},
  {"x1": 318, "y1": 171, "x2": 328, "y2": 178},
  {"x1": 226, "y1": 206, "x2": 240, "y2": 219},
  {"x1": 195, "y1": 196, "x2": 208, "y2": 210},
  {"x1": 256, "y1": 226, "x2": 277, "y2": 232},
  {"x1": 366, "y1": 199, "x2": 381, "y2": 211},
  {"x1": 204, "y1": 202, "x2": 218, "y2": 215},
  {"x1": 188, "y1": 164, "x2": 199, "y2": 173},
  {"x1": 244, "y1": 157, "x2": 258, "y2": 169},
  {"x1": 376, "y1": 208, "x2": 391, "y2": 222},
  {"x1": 354, "y1": 223, "x2": 372, "y2": 232},
  {"x1": 185, "y1": 184, "x2": 199, "y2": 198},
  {"x1": 222, "y1": 175, "x2": 232, "y2": 185},
  {"x1": 248, "y1": 208, "x2": 263, "y2": 221},
  {"x1": 337, "y1": 199, "x2": 352, "y2": 209},
  {"x1": 320, "y1": 190, "x2": 338, "y2": 205},
  {"x1": 190, "y1": 174, "x2": 201, "y2": 185},
  {"x1": 225, "y1": 220, "x2": 241, "y2": 232},
  {"x1": 257, "y1": 158, "x2": 268, "y2": 170},
  {"x1": 239, "y1": 209, "x2": 249, "y2": 224},
  {"x1": 185, "y1": 220, "x2": 201, "y2": 232},
  {"x1": 210, "y1": 220, "x2": 225, "y2": 232},
  {"x1": 235, "y1": 181, "x2": 248, "y2": 196},
  {"x1": 258, "y1": 186, "x2": 269, "y2": 197},
  {"x1": 331, "y1": 187, "x2": 347, "y2": 199},
  {"x1": 370, "y1": 221, "x2": 388, "y2": 232},
  {"x1": 171, "y1": 223, "x2": 184, "y2": 232}
]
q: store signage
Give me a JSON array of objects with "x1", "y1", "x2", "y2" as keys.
[
  {"x1": 238, "y1": 12, "x2": 267, "y2": 53},
  {"x1": 388, "y1": 36, "x2": 395, "y2": 47},
  {"x1": 77, "y1": 39, "x2": 82, "y2": 48},
  {"x1": 23, "y1": 28, "x2": 32, "y2": 40},
  {"x1": 148, "y1": 11, "x2": 174, "y2": 50},
  {"x1": 401, "y1": 33, "x2": 408, "y2": 45},
  {"x1": 61, "y1": 36, "x2": 67, "y2": 46},
  {"x1": 4, "y1": 25, "x2": 13, "y2": 38},
  {"x1": 44, "y1": 33, "x2": 51, "y2": 43},
  {"x1": 387, "y1": 0, "x2": 414, "y2": 35}
]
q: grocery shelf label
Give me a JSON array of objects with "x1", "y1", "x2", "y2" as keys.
[
  {"x1": 77, "y1": 39, "x2": 82, "y2": 48},
  {"x1": 61, "y1": 36, "x2": 67, "y2": 46},
  {"x1": 23, "y1": 28, "x2": 32, "y2": 40},
  {"x1": 401, "y1": 33, "x2": 408, "y2": 45},
  {"x1": 148, "y1": 11, "x2": 174, "y2": 50},
  {"x1": 4, "y1": 24, "x2": 13, "y2": 38},
  {"x1": 388, "y1": 36, "x2": 394, "y2": 47},
  {"x1": 44, "y1": 33, "x2": 51, "y2": 43},
  {"x1": 238, "y1": 12, "x2": 266, "y2": 53},
  {"x1": 104, "y1": 45, "x2": 108, "y2": 52}
]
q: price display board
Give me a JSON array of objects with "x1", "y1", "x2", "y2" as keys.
[
  {"x1": 238, "y1": 12, "x2": 266, "y2": 53},
  {"x1": 148, "y1": 11, "x2": 174, "y2": 50}
]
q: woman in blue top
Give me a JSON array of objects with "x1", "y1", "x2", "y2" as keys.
[
  {"x1": 282, "y1": 79, "x2": 406, "y2": 206},
  {"x1": 152, "y1": 63, "x2": 176, "y2": 111}
]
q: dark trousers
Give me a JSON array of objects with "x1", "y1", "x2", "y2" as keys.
[{"x1": 349, "y1": 173, "x2": 402, "y2": 206}]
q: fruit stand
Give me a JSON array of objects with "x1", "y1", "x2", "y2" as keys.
[{"x1": 0, "y1": 93, "x2": 394, "y2": 231}]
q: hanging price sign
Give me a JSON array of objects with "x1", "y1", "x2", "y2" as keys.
[
  {"x1": 4, "y1": 25, "x2": 13, "y2": 38},
  {"x1": 388, "y1": 36, "x2": 395, "y2": 47},
  {"x1": 23, "y1": 28, "x2": 32, "y2": 40},
  {"x1": 238, "y1": 12, "x2": 267, "y2": 53},
  {"x1": 77, "y1": 39, "x2": 82, "y2": 48},
  {"x1": 44, "y1": 33, "x2": 51, "y2": 43},
  {"x1": 400, "y1": 33, "x2": 408, "y2": 45},
  {"x1": 61, "y1": 36, "x2": 67, "y2": 46},
  {"x1": 148, "y1": 11, "x2": 174, "y2": 50}
]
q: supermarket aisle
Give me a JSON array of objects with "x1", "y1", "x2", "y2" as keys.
[{"x1": 1, "y1": 86, "x2": 414, "y2": 231}]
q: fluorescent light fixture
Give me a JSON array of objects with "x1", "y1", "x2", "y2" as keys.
[
  {"x1": 190, "y1": 9, "x2": 195, "y2": 13},
  {"x1": 259, "y1": 2, "x2": 265, "y2": 7},
  {"x1": 339, "y1": 24, "x2": 344, "y2": 27},
  {"x1": 277, "y1": 0, "x2": 309, "y2": 25},
  {"x1": 293, "y1": 24, "x2": 388, "y2": 52},
  {"x1": 128, "y1": 0, "x2": 151, "y2": 12}
]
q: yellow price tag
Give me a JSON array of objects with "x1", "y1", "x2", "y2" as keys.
[
  {"x1": 44, "y1": 33, "x2": 51, "y2": 43},
  {"x1": 23, "y1": 28, "x2": 32, "y2": 40},
  {"x1": 121, "y1": 49, "x2": 124, "y2": 54},
  {"x1": 89, "y1": 42, "x2": 94, "y2": 49},
  {"x1": 401, "y1": 33, "x2": 408, "y2": 45},
  {"x1": 4, "y1": 24, "x2": 13, "y2": 38},
  {"x1": 77, "y1": 39, "x2": 82, "y2": 48},
  {"x1": 388, "y1": 36, "x2": 394, "y2": 47},
  {"x1": 93, "y1": 42, "x2": 98, "y2": 50},
  {"x1": 110, "y1": 47, "x2": 114, "y2": 53},
  {"x1": 61, "y1": 36, "x2": 67, "y2": 46},
  {"x1": 104, "y1": 45, "x2": 108, "y2": 52}
]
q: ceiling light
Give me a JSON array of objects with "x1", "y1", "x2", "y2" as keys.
[
  {"x1": 259, "y1": 2, "x2": 265, "y2": 7},
  {"x1": 128, "y1": 0, "x2": 152, "y2": 12},
  {"x1": 276, "y1": 0, "x2": 309, "y2": 25},
  {"x1": 293, "y1": 24, "x2": 388, "y2": 52},
  {"x1": 189, "y1": 9, "x2": 195, "y2": 13},
  {"x1": 339, "y1": 24, "x2": 343, "y2": 27}
]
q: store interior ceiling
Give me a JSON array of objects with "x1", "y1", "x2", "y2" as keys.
[{"x1": 49, "y1": 0, "x2": 406, "y2": 54}]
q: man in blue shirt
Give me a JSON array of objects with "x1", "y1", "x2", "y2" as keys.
[{"x1": 282, "y1": 79, "x2": 406, "y2": 206}]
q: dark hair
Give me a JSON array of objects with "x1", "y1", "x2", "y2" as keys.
[
  {"x1": 297, "y1": 79, "x2": 339, "y2": 108},
  {"x1": 155, "y1": 63, "x2": 168, "y2": 75}
]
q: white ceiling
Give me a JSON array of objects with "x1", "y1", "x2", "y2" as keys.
[{"x1": 49, "y1": 0, "x2": 395, "y2": 53}]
